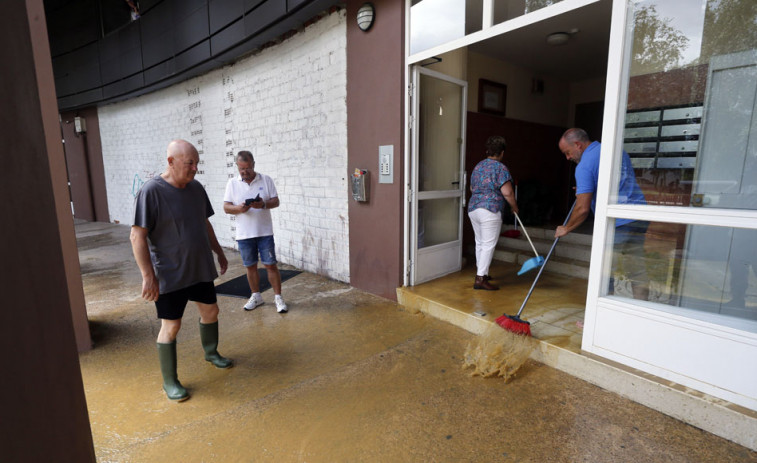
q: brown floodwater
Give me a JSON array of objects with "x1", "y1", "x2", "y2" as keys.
[
  {"x1": 75, "y1": 221, "x2": 757, "y2": 462},
  {"x1": 463, "y1": 323, "x2": 537, "y2": 381}
]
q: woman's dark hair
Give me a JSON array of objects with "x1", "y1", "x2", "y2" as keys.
[{"x1": 485, "y1": 135, "x2": 507, "y2": 157}]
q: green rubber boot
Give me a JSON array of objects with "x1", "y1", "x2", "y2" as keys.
[
  {"x1": 199, "y1": 321, "x2": 233, "y2": 369},
  {"x1": 157, "y1": 341, "x2": 189, "y2": 402}
]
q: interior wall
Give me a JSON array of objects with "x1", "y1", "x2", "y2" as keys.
[
  {"x1": 464, "y1": 112, "x2": 570, "y2": 244},
  {"x1": 346, "y1": 0, "x2": 405, "y2": 299},
  {"x1": 466, "y1": 50, "x2": 570, "y2": 127},
  {"x1": 569, "y1": 76, "x2": 606, "y2": 129},
  {"x1": 428, "y1": 48, "x2": 467, "y2": 81},
  {"x1": 1, "y1": 0, "x2": 95, "y2": 459}
]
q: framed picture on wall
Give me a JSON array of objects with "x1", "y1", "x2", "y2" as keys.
[{"x1": 478, "y1": 79, "x2": 507, "y2": 116}]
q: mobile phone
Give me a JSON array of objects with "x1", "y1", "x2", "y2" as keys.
[{"x1": 244, "y1": 194, "x2": 261, "y2": 206}]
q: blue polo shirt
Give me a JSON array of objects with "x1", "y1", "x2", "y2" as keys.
[{"x1": 575, "y1": 141, "x2": 645, "y2": 227}]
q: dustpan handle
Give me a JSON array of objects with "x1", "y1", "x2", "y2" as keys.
[
  {"x1": 515, "y1": 199, "x2": 577, "y2": 318},
  {"x1": 513, "y1": 213, "x2": 539, "y2": 258}
]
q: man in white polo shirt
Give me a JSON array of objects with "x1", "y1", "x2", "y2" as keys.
[{"x1": 223, "y1": 150, "x2": 288, "y2": 313}]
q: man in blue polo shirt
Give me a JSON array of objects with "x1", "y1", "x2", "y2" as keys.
[{"x1": 555, "y1": 128, "x2": 649, "y2": 300}]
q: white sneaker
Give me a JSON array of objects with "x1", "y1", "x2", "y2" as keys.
[
  {"x1": 244, "y1": 293, "x2": 264, "y2": 311},
  {"x1": 275, "y1": 295, "x2": 288, "y2": 313}
]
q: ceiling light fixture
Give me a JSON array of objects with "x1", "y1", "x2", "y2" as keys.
[{"x1": 546, "y1": 32, "x2": 570, "y2": 46}]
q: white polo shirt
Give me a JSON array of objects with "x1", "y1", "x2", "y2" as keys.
[{"x1": 223, "y1": 172, "x2": 278, "y2": 240}]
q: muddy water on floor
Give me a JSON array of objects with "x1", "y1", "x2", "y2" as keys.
[
  {"x1": 77, "y1": 222, "x2": 757, "y2": 462},
  {"x1": 463, "y1": 323, "x2": 538, "y2": 381}
]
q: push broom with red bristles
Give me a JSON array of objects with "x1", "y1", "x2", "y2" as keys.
[{"x1": 496, "y1": 200, "x2": 577, "y2": 336}]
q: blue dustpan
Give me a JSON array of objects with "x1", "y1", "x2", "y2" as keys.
[
  {"x1": 518, "y1": 255, "x2": 545, "y2": 275},
  {"x1": 513, "y1": 213, "x2": 544, "y2": 276}
]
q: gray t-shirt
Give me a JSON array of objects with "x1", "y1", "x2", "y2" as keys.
[{"x1": 133, "y1": 176, "x2": 218, "y2": 294}]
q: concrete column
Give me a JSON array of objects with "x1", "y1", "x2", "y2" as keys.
[
  {"x1": 0, "y1": 0, "x2": 95, "y2": 460},
  {"x1": 347, "y1": 0, "x2": 405, "y2": 299}
]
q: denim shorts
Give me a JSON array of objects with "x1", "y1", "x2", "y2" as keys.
[
  {"x1": 155, "y1": 281, "x2": 217, "y2": 320},
  {"x1": 238, "y1": 235, "x2": 277, "y2": 267}
]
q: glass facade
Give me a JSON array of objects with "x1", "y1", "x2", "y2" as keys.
[
  {"x1": 611, "y1": 0, "x2": 757, "y2": 332},
  {"x1": 618, "y1": 0, "x2": 757, "y2": 210},
  {"x1": 605, "y1": 220, "x2": 757, "y2": 329}
]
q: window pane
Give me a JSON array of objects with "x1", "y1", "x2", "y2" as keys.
[
  {"x1": 491, "y1": 0, "x2": 567, "y2": 24},
  {"x1": 418, "y1": 197, "x2": 461, "y2": 248},
  {"x1": 410, "y1": 0, "x2": 467, "y2": 55},
  {"x1": 619, "y1": 0, "x2": 757, "y2": 211},
  {"x1": 418, "y1": 74, "x2": 463, "y2": 192},
  {"x1": 410, "y1": 0, "x2": 484, "y2": 56},
  {"x1": 604, "y1": 219, "x2": 757, "y2": 330}
]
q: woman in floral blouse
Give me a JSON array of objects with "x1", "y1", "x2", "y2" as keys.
[{"x1": 468, "y1": 135, "x2": 519, "y2": 290}]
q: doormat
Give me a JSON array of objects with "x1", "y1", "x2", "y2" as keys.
[{"x1": 215, "y1": 269, "x2": 301, "y2": 298}]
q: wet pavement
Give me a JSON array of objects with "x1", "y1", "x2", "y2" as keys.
[{"x1": 75, "y1": 221, "x2": 757, "y2": 462}]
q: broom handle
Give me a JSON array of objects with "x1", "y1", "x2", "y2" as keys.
[
  {"x1": 515, "y1": 199, "x2": 577, "y2": 318},
  {"x1": 514, "y1": 185, "x2": 518, "y2": 230},
  {"x1": 513, "y1": 213, "x2": 539, "y2": 258}
]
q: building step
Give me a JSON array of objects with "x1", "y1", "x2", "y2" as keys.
[
  {"x1": 498, "y1": 234, "x2": 592, "y2": 263},
  {"x1": 493, "y1": 249, "x2": 591, "y2": 279},
  {"x1": 493, "y1": 227, "x2": 593, "y2": 279}
]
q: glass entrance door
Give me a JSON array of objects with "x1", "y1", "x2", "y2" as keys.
[{"x1": 409, "y1": 67, "x2": 467, "y2": 284}]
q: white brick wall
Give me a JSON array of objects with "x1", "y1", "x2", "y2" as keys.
[{"x1": 99, "y1": 10, "x2": 349, "y2": 282}]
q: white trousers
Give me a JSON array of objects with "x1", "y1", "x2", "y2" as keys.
[{"x1": 468, "y1": 208, "x2": 502, "y2": 277}]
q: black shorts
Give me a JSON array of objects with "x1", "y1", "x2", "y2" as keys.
[{"x1": 155, "y1": 281, "x2": 217, "y2": 320}]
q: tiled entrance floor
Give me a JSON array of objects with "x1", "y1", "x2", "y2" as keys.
[{"x1": 397, "y1": 260, "x2": 587, "y2": 350}]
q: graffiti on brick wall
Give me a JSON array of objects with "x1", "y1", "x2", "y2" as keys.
[{"x1": 131, "y1": 170, "x2": 156, "y2": 197}]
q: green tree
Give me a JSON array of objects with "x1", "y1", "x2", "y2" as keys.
[
  {"x1": 631, "y1": 5, "x2": 690, "y2": 75},
  {"x1": 701, "y1": 0, "x2": 757, "y2": 60},
  {"x1": 525, "y1": 0, "x2": 562, "y2": 14}
]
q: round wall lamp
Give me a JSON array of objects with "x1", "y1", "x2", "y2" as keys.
[{"x1": 357, "y1": 3, "x2": 375, "y2": 32}]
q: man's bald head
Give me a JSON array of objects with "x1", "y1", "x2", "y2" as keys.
[
  {"x1": 167, "y1": 139, "x2": 197, "y2": 160},
  {"x1": 163, "y1": 139, "x2": 200, "y2": 188}
]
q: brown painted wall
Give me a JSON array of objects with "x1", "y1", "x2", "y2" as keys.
[
  {"x1": 61, "y1": 107, "x2": 109, "y2": 222},
  {"x1": 346, "y1": 0, "x2": 405, "y2": 300},
  {"x1": 0, "y1": 0, "x2": 95, "y2": 460}
]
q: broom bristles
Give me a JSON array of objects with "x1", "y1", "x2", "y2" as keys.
[{"x1": 495, "y1": 314, "x2": 532, "y2": 337}]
